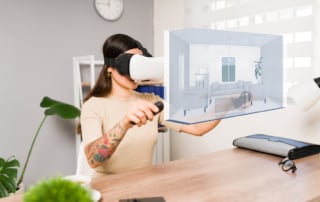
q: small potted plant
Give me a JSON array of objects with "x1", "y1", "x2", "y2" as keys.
[
  {"x1": 254, "y1": 57, "x2": 263, "y2": 84},
  {"x1": 0, "y1": 156, "x2": 20, "y2": 198},
  {"x1": 0, "y1": 96, "x2": 80, "y2": 198},
  {"x1": 23, "y1": 176, "x2": 93, "y2": 202}
]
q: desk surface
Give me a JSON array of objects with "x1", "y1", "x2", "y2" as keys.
[
  {"x1": 91, "y1": 148, "x2": 320, "y2": 202},
  {"x1": 2, "y1": 148, "x2": 320, "y2": 202}
]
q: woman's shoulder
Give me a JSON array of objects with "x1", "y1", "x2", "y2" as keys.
[
  {"x1": 81, "y1": 96, "x2": 110, "y2": 110},
  {"x1": 83, "y1": 96, "x2": 105, "y2": 105}
]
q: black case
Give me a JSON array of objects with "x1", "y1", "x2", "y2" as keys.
[{"x1": 233, "y1": 134, "x2": 320, "y2": 159}]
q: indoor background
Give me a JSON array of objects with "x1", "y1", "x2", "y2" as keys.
[{"x1": 1, "y1": 0, "x2": 320, "y2": 188}]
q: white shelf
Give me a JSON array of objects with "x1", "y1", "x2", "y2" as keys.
[{"x1": 73, "y1": 55, "x2": 104, "y2": 161}]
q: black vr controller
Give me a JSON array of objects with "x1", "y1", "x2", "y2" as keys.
[
  {"x1": 130, "y1": 101, "x2": 164, "y2": 125},
  {"x1": 153, "y1": 101, "x2": 164, "y2": 114}
]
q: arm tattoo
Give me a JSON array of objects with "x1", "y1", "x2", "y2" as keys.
[{"x1": 85, "y1": 121, "x2": 127, "y2": 168}]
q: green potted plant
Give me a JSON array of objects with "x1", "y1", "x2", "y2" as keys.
[
  {"x1": 0, "y1": 96, "x2": 80, "y2": 198},
  {"x1": 23, "y1": 176, "x2": 93, "y2": 202},
  {"x1": 0, "y1": 156, "x2": 20, "y2": 198},
  {"x1": 254, "y1": 57, "x2": 263, "y2": 84}
]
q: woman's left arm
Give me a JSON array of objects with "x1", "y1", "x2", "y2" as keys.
[{"x1": 180, "y1": 119, "x2": 221, "y2": 136}]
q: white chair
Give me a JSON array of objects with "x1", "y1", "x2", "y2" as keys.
[{"x1": 76, "y1": 142, "x2": 94, "y2": 177}]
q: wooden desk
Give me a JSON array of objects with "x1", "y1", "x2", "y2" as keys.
[
  {"x1": 91, "y1": 148, "x2": 320, "y2": 202},
  {"x1": 1, "y1": 148, "x2": 320, "y2": 202}
]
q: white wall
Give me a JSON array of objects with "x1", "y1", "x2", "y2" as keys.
[
  {"x1": 153, "y1": 0, "x2": 185, "y2": 56},
  {"x1": 154, "y1": 0, "x2": 320, "y2": 160}
]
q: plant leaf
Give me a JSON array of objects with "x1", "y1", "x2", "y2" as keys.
[
  {"x1": 23, "y1": 176, "x2": 93, "y2": 202},
  {"x1": 40, "y1": 96, "x2": 80, "y2": 119},
  {"x1": 6, "y1": 159, "x2": 20, "y2": 168},
  {"x1": 40, "y1": 96, "x2": 59, "y2": 108},
  {"x1": 2, "y1": 168, "x2": 18, "y2": 179},
  {"x1": 0, "y1": 181, "x2": 9, "y2": 198},
  {"x1": 0, "y1": 176, "x2": 17, "y2": 193},
  {"x1": 44, "y1": 103, "x2": 80, "y2": 119},
  {"x1": 0, "y1": 158, "x2": 4, "y2": 168}
]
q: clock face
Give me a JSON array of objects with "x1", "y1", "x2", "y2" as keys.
[{"x1": 94, "y1": 0, "x2": 124, "y2": 21}]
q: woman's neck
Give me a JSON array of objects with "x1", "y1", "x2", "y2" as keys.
[{"x1": 110, "y1": 85, "x2": 134, "y2": 100}]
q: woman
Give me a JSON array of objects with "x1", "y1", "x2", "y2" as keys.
[{"x1": 80, "y1": 33, "x2": 221, "y2": 177}]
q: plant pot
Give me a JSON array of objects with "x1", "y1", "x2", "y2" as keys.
[
  {"x1": 1, "y1": 183, "x2": 24, "y2": 201},
  {"x1": 7, "y1": 183, "x2": 24, "y2": 197},
  {"x1": 15, "y1": 183, "x2": 24, "y2": 195}
]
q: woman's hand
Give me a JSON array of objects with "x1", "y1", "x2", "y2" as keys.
[{"x1": 123, "y1": 101, "x2": 160, "y2": 127}]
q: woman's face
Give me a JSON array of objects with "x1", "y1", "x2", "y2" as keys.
[{"x1": 109, "y1": 48, "x2": 143, "y2": 90}]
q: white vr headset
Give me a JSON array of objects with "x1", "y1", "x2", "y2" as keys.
[
  {"x1": 129, "y1": 54, "x2": 164, "y2": 82},
  {"x1": 104, "y1": 53, "x2": 164, "y2": 82}
]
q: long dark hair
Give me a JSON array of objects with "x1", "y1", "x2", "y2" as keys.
[
  {"x1": 83, "y1": 34, "x2": 140, "y2": 102},
  {"x1": 77, "y1": 34, "x2": 141, "y2": 135}
]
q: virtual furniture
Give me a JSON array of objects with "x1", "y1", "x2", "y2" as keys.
[{"x1": 182, "y1": 87, "x2": 208, "y2": 116}]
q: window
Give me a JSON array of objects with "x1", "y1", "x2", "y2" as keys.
[
  {"x1": 184, "y1": 0, "x2": 318, "y2": 93},
  {"x1": 222, "y1": 57, "x2": 236, "y2": 82},
  {"x1": 179, "y1": 54, "x2": 185, "y2": 89}
]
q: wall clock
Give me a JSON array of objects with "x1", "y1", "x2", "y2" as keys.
[{"x1": 94, "y1": 0, "x2": 124, "y2": 21}]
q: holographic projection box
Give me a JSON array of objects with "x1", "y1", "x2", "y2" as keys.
[{"x1": 164, "y1": 28, "x2": 284, "y2": 124}]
